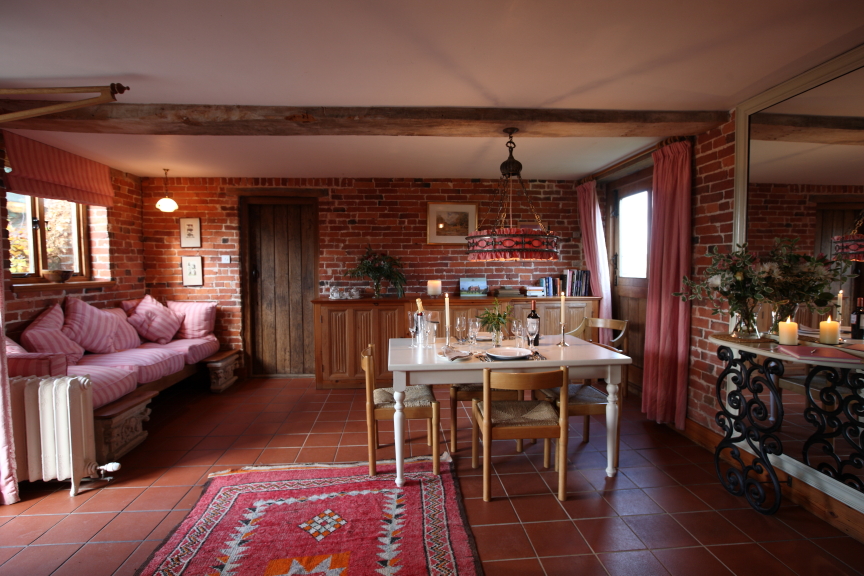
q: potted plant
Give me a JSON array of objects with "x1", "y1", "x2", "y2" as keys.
[
  {"x1": 346, "y1": 246, "x2": 407, "y2": 298},
  {"x1": 478, "y1": 299, "x2": 513, "y2": 346}
]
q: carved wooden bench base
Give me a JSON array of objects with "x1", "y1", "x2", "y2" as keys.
[
  {"x1": 94, "y1": 390, "x2": 158, "y2": 462},
  {"x1": 205, "y1": 350, "x2": 241, "y2": 393}
]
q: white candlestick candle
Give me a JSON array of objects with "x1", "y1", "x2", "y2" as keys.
[
  {"x1": 819, "y1": 315, "x2": 840, "y2": 345},
  {"x1": 778, "y1": 317, "x2": 798, "y2": 345},
  {"x1": 445, "y1": 292, "x2": 450, "y2": 328},
  {"x1": 427, "y1": 280, "x2": 442, "y2": 296},
  {"x1": 560, "y1": 293, "x2": 566, "y2": 324},
  {"x1": 838, "y1": 290, "x2": 844, "y2": 319}
]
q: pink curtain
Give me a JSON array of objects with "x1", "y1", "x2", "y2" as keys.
[
  {"x1": 1, "y1": 277, "x2": 20, "y2": 505},
  {"x1": 3, "y1": 130, "x2": 114, "y2": 207},
  {"x1": 642, "y1": 141, "x2": 692, "y2": 429},
  {"x1": 576, "y1": 181, "x2": 612, "y2": 344}
]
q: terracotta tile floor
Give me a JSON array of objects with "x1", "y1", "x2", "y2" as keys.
[{"x1": 1, "y1": 377, "x2": 863, "y2": 575}]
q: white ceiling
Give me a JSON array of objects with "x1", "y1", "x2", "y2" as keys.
[{"x1": 3, "y1": 0, "x2": 864, "y2": 179}]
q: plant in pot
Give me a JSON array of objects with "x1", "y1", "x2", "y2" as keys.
[
  {"x1": 345, "y1": 246, "x2": 407, "y2": 298},
  {"x1": 478, "y1": 299, "x2": 513, "y2": 347},
  {"x1": 675, "y1": 244, "x2": 772, "y2": 339}
]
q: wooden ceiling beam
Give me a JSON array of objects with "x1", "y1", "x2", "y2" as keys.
[
  {"x1": 0, "y1": 100, "x2": 728, "y2": 137},
  {"x1": 751, "y1": 112, "x2": 864, "y2": 145}
]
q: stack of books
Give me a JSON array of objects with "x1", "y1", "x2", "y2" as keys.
[
  {"x1": 525, "y1": 286, "x2": 545, "y2": 298},
  {"x1": 496, "y1": 286, "x2": 523, "y2": 297}
]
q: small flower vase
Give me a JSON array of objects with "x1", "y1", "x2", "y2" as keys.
[
  {"x1": 372, "y1": 280, "x2": 383, "y2": 298},
  {"x1": 769, "y1": 303, "x2": 799, "y2": 336},
  {"x1": 491, "y1": 328, "x2": 503, "y2": 347},
  {"x1": 731, "y1": 303, "x2": 761, "y2": 339}
]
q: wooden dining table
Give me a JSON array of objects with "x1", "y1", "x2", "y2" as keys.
[{"x1": 387, "y1": 335, "x2": 632, "y2": 487}]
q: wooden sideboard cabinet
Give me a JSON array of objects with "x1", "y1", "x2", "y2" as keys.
[{"x1": 312, "y1": 295, "x2": 598, "y2": 389}]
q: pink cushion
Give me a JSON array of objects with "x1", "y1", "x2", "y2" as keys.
[
  {"x1": 140, "y1": 335, "x2": 219, "y2": 364},
  {"x1": 127, "y1": 295, "x2": 185, "y2": 345},
  {"x1": 5, "y1": 336, "x2": 27, "y2": 355},
  {"x1": 121, "y1": 298, "x2": 142, "y2": 315},
  {"x1": 105, "y1": 308, "x2": 141, "y2": 351},
  {"x1": 62, "y1": 297, "x2": 119, "y2": 354},
  {"x1": 67, "y1": 365, "x2": 137, "y2": 409},
  {"x1": 167, "y1": 301, "x2": 217, "y2": 339},
  {"x1": 77, "y1": 347, "x2": 185, "y2": 384},
  {"x1": 6, "y1": 352, "x2": 67, "y2": 378},
  {"x1": 21, "y1": 303, "x2": 85, "y2": 365}
]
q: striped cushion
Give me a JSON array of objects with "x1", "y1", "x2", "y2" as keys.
[
  {"x1": 127, "y1": 295, "x2": 185, "y2": 345},
  {"x1": 77, "y1": 347, "x2": 185, "y2": 383},
  {"x1": 21, "y1": 303, "x2": 85, "y2": 365},
  {"x1": 62, "y1": 297, "x2": 119, "y2": 354},
  {"x1": 121, "y1": 298, "x2": 142, "y2": 315},
  {"x1": 68, "y1": 365, "x2": 137, "y2": 409},
  {"x1": 167, "y1": 301, "x2": 217, "y2": 339},
  {"x1": 5, "y1": 336, "x2": 27, "y2": 355},
  {"x1": 6, "y1": 352, "x2": 67, "y2": 377},
  {"x1": 140, "y1": 335, "x2": 219, "y2": 364},
  {"x1": 105, "y1": 308, "x2": 141, "y2": 351}
]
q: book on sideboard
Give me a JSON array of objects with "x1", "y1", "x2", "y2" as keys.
[{"x1": 537, "y1": 270, "x2": 591, "y2": 297}]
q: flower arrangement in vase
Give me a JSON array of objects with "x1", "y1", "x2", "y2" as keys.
[
  {"x1": 478, "y1": 299, "x2": 513, "y2": 346},
  {"x1": 345, "y1": 246, "x2": 407, "y2": 298}
]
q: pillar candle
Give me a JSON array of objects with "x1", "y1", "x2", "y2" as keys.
[
  {"x1": 560, "y1": 293, "x2": 566, "y2": 324},
  {"x1": 778, "y1": 317, "x2": 798, "y2": 345},
  {"x1": 445, "y1": 292, "x2": 450, "y2": 328},
  {"x1": 819, "y1": 315, "x2": 840, "y2": 345},
  {"x1": 427, "y1": 280, "x2": 442, "y2": 296}
]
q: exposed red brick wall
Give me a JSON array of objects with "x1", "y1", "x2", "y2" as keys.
[
  {"x1": 747, "y1": 183, "x2": 864, "y2": 257},
  {"x1": 139, "y1": 177, "x2": 587, "y2": 350},
  {"x1": 686, "y1": 116, "x2": 737, "y2": 432},
  {"x1": 2, "y1": 169, "x2": 147, "y2": 336}
]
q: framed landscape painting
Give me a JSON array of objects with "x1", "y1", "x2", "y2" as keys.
[{"x1": 427, "y1": 202, "x2": 477, "y2": 244}]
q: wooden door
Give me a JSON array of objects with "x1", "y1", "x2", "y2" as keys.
[
  {"x1": 243, "y1": 197, "x2": 318, "y2": 376},
  {"x1": 608, "y1": 168, "x2": 652, "y2": 395}
]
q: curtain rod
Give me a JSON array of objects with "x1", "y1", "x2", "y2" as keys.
[{"x1": 577, "y1": 135, "x2": 691, "y2": 185}]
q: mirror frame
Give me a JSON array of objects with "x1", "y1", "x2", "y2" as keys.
[{"x1": 732, "y1": 43, "x2": 864, "y2": 245}]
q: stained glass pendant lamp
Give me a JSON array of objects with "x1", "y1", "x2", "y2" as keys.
[{"x1": 466, "y1": 128, "x2": 560, "y2": 261}]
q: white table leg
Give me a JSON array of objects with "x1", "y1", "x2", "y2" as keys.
[
  {"x1": 605, "y1": 365, "x2": 621, "y2": 477},
  {"x1": 393, "y1": 371, "x2": 407, "y2": 487}
]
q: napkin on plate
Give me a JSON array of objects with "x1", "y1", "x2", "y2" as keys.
[{"x1": 439, "y1": 345, "x2": 471, "y2": 361}]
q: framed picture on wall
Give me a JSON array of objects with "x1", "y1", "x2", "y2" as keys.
[
  {"x1": 181, "y1": 256, "x2": 204, "y2": 286},
  {"x1": 179, "y1": 218, "x2": 202, "y2": 248},
  {"x1": 427, "y1": 202, "x2": 477, "y2": 244}
]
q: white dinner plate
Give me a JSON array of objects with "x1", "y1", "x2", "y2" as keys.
[
  {"x1": 476, "y1": 332, "x2": 494, "y2": 341},
  {"x1": 486, "y1": 347, "x2": 533, "y2": 360}
]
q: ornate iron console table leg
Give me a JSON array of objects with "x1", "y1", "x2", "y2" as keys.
[
  {"x1": 802, "y1": 366, "x2": 864, "y2": 493},
  {"x1": 714, "y1": 346, "x2": 785, "y2": 514}
]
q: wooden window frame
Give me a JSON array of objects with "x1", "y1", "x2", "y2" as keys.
[{"x1": 8, "y1": 193, "x2": 91, "y2": 284}]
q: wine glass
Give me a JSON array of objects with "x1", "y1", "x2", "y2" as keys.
[
  {"x1": 526, "y1": 318, "x2": 540, "y2": 351},
  {"x1": 510, "y1": 318, "x2": 523, "y2": 348},
  {"x1": 468, "y1": 318, "x2": 481, "y2": 352},
  {"x1": 425, "y1": 320, "x2": 438, "y2": 349},
  {"x1": 407, "y1": 311, "x2": 418, "y2": 348},
  {"x1": 455, "y1": 316, "x2": 466, "y2": 344}
]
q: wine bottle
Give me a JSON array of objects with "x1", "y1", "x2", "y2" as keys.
[
  {"x1": 852, "y1": 298, "x2": 864, "y2": 340},
  {"x1": 528, "y1": 299, "x2": 540, "y2": 346}
]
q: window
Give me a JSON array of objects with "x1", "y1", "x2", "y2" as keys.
[
  {"x1": 618, "y1": 190, "x2": 648, "y2": 278},
  {"x1": 6, "y1": 192, "x2": 89, "y2": 281}
]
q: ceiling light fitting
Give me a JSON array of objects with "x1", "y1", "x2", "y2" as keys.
[
  {"x1": 155, "y1": 168, "x2": 179, "y2": 212},
  {"x1": 466, "y1": 128, "x2": 560, "y2": 262}
]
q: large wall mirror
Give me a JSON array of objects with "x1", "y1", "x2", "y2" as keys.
[{"x1": 731, "y1": 43, "x2": 864, "y2": 513}]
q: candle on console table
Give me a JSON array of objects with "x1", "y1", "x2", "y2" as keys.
[
  {"x1": 445, "y1": 292, "x2": 450, "y2": 328},
  {"x1": 819, "y1": 315, "x2": 840, "y2": 345},
  {"x1": 427, "y1": 280, "x2": 442, "y2": 296},
  {"x1": 838, "y1": 290, "x2": 844, "y2": 319},
  {"x1": 560, "y1": 293, "x2": 566, "y2": 324},
  {"x1": 778, "y1": 317, "x2": 798, "y2": 345}
]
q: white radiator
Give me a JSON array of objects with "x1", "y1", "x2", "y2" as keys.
[{"x1": 10, "y1": 375, "x2": 120, "y2": 496}]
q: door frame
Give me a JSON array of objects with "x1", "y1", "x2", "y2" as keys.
[{"x1": 240, "y1": 195, "x2": 320, "y2": 376}]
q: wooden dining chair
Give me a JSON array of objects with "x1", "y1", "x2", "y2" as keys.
[
  {"x1": 472, "y1": 367, "x2": 569, "y2": 501},
  {"x1": 361, "y1": 344, "x2": 440, "y2": 476},
  {"x1": 449, "y1": 383, "x2": 521, "y2": 453},
  {"x1": 567, "y1": 317, "x2": 629, "y2": 396}
]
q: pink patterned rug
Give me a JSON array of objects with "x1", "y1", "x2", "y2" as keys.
[{"x1": 136, "y1": 459, "x2": 481, "y2": 575}]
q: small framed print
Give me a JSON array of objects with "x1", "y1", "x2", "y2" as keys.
[
  {"x1": 179, "y1": 218, "x2": 201, "y2": 248},
  {"x1": 427, "y1": 202, "x2": 477, "y2": 244},
  {"x1": 181, "y1": 256, "x2": 203, "y2": 286}
]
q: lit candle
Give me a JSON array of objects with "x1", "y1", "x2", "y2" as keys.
[
  {"x1": 819, "y1": 315, "x2": 840, "y2": 345},
  {"x1": 560, "y1": 293, "x2": 566, "y2": 324},
  {"x1": 778, "y1": 317, "x2": 798, "y2": 345},
  {"x1": 427, "y1": 280, "x2": 442, "y2": 296},
  {"x1": 445, "y1": 292, "x2": 450, "y2": 328}
]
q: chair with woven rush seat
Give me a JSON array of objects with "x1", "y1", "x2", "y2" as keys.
[
  {"x1": 361, "y1": 344, "x2": 440, "y2": 476},
  {"x1": 568, "y1": 317, "x2": 629, "y2": 396},
  {"x1": 472, "y1": 367, "x2": 569, "y2": 501},
  {"x1": 449, "y1": 383, "x2": 521, "y2": 453}
]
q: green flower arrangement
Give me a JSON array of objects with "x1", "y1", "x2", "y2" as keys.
[
  {"x1": 346, "y1": 246, "x2": 407, "y2": 298},
  {"x1": 479, "y1": 299, "x2": 513, "y2": 344}
]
